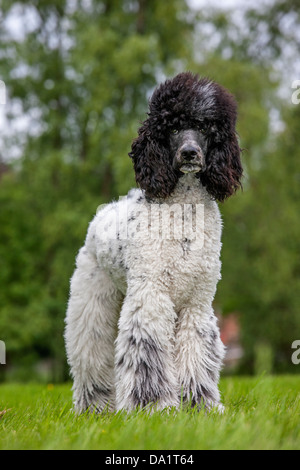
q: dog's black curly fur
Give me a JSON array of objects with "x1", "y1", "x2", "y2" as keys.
[{"x1": 129, "y1": 72, "x2": 242, "y2": 202}]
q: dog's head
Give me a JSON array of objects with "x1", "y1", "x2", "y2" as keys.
[
  {"x1": 170, "y1": 128, "x2": 207, "y2": 175},
  {"x1": 129, "y1": 72, "x2": 243, "y2": 201}
]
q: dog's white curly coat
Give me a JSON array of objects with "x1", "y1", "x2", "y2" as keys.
[{"x1": 65, "y1": 173, "x2": 225, "y2": 413}]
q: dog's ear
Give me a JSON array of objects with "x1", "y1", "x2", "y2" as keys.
[
  {"x1": 198, "y1": 82, "x2": 243, "y2": 202},
  {"x1": 200, "y1": 127, "x2": 242, "y2": 202},
  {"x1": 129, "y1": 122, "x2": 178, "y2": 198}
]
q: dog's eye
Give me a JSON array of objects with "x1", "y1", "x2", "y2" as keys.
[
  {"x1": 198, "y1": 124, "x2": 208, "y2": 133},
  {"x1": 171, "y1": 129, "x2": 179, "y2": 135}
]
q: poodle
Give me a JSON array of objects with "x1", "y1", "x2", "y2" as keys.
[{"x1": 65, "y1": 72, "x2": 242, "y2": 413}]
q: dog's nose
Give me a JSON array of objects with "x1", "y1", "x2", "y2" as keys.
[{"x1": 180, "y1": 144, "x2": 199, "y2": 161}]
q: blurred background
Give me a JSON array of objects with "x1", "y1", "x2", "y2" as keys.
[{"x1": 0, "y1": 0, "x2": 299, "y2": 382}]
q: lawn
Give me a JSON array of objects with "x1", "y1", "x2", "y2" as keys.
[{"x1": 0, "y1": 375, "x2": 299, "y2": 450}]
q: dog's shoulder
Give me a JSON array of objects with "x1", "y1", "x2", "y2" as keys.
[{"x1": 83, "y1": 187, "x2": 145, "y2": 253}]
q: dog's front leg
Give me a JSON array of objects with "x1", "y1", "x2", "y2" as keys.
[
  {"x1": 115, "y1": 279, "x2": 179, "y2": 412},
  {"x1": 175, "y1": 303, "x2": 225, "y2": 412}
]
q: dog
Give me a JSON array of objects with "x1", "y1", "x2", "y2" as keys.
[{"x1": 65, "y1": 72, "x2": 242, "y2": 413}]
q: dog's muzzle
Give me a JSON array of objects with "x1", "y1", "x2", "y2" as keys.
[{"x1": 176, "y1": 143, "x2": 205, "y2": 174}]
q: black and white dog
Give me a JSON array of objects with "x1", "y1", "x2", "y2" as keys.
[{"x1": 65, "y1": 72, "x2": 242, "y2": 413}]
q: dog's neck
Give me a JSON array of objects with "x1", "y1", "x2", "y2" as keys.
[{"x1": 150, "y1": 173, "x2": 211, "y2": 205}]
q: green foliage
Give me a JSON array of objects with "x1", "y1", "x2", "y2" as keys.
[
  {"x1": 0, "y1": 0, "x2": 195, "y2": 380},
  {"x1": 0, "y1": 0, "x2": 299, "y2": 378},
  {"x1": 0, "y1": 156, "x2": 98, "y2": 380},
  {"x1": 189, "y1": 3, "x2": 300, "y2": 373},
  {"x1": 216, "y1": 102, "x2": 300, "y2": 373}
]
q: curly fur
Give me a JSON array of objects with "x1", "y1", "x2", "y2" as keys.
[
  {"x1": 130, "y1": 72, "x2": 242, "y2": 201},
  {"x1": 65, "y1": 72, "x2": 242, "y2": 413}
]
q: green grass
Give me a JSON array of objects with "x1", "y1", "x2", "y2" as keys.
[{"x1": 0, "y1": 376, "x2": 299, "y2": 450}]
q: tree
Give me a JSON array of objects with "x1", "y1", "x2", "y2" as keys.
[
  {"x1": 193, "y1": 1, "x2": 300, "y2": 373},
  {"x1": 226, "y1": 103, "x2": 300, "y2": 373},
  {"x1": 0, "y1": 0, "x2": 298, "y2": 379},
  {"x1": 0, "y1": 0, "x2": 197, "y2": 381}
]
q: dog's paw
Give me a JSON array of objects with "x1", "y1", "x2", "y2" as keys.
[{"x1": 209, "y1": 402, "x2": 225, "y2": 414}]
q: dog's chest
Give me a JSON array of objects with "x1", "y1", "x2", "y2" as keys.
[
  {"x1": 99, "y1": 218, "x2": 221, "y2": 309},
  {"x1": 93, "y1": 178, "x2": 222, "y2": 305},
  {"x1": 146, "y1": 233, "x2": 220, "y2": 307}
]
